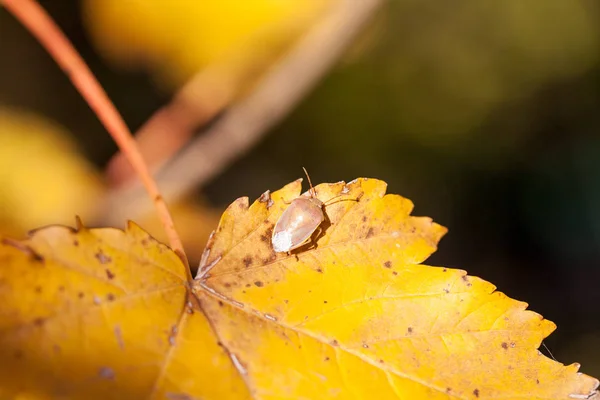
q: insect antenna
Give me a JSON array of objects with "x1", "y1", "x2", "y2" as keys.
[
  {"x1": 323, "y1": 191, "x2": 363, "y2": 206},
  {"x1": 302, "y1": 167, "x2": 317, "y2": 198}
]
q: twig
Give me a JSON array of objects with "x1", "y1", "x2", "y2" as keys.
[
  {"x1": 100, "y1": 0, "x2": 385, "y2": 226},
  {"x1": 2, "y1": 0, "x2": 187, "y2": 268}
]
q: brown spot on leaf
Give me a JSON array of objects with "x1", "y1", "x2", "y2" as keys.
[
  {"x1": 34, "y1": 286, "x2": 42, "y2": 293},
  {"x1": 263, "y1": 224, "x2": 274, "y2": 235},
  {"x1": 324, "y1": 357, "x2": 330, "y2": 361},
  {"x1": 362, "y1": 216, "x2": 367, "y2": 223},
  {"x1": 13, "y1": 349, "x2": 23, "y2": 359},
  {"x1": 260, "y1": 234, "x2": 269, "y2": 242},
  {"x1": 366, "y1": 228, "x2": 375, "y2": 238},
  {"x1": 442, "y1": 268, "x2": 447, "y2": 272},
  {"x1": 58, "y1": 285, "x2": 65, "y2": 292},
  {"x1": 259, "y1": 191, "x2": 271, "y2": 204},
  {"x1": 95, "y1": 251, "x2": 111, "y2": 264},
  {"x1": 473, "y1": 388, "x2": 480, "y2": 397},
  {"x1": 224, "y1": 282, "x2": 231, "y2": 288},
  {"x1": 262, "y1": 253, "x2": 277, "y2": 264},
  {"x1": 331, "y1": 340, "x2": 339, "y2": 346},
  {"x1": 316, "y1": 268, "x2": 323, "y2": 273},
  {"x1": 383, "y1": 261, "x2": 392, "y2": 268},
  {"x1": 106, "y1": 293, "x2": 115, "y2": 302},
  {"x1": 324, "y1": 300, "x2": 328, "y2": 304},
  {"x1": 33, "y1": 318, "x2": 45, "y2": 327},
  {"x1": 243, "y1": 256, "x2": 253, "y2": 268},
  {"x1": 501, "y1": 342, "x2": 508, "y2": 350},
  {"x1": 73, "y1": 240, "x2": 79, "y2": 247},
  {"x1": 407, "y1": 327, "x2": 413, "y2": 334},
  {"x1": 392, "y1": 271, "x2": 398, "y2": 275},
  {"x1": 218, "y1": 301, "x2": 224, "y2": 307},
  {"x1": 254, "y1": 281, "x2": 264, "y2": 287},
  {"x1": 106, "y1": 269, "x2": 115, "y2": 280},
  {"x1": 379, "y1": 359, "x2": 384, "y2": 364},
  {"x1": 78, "y1": 292, "x2": 84, "y2": 299}
]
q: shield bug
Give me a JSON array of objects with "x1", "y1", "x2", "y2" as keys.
[{"x1": 271, "y1": 168, "x2": 358, "y2": 253}]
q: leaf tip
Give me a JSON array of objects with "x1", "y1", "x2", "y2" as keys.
[
  {"x1": 432, "y1": 221, "x2": 449, "y2": 241},
  {"x1": 125, "y1": 220, "x2": 153, "y2": 240}
]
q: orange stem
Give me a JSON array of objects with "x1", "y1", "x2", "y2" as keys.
[{"x1": 2, "y1": 0, "x2": 187, "y2": 265}]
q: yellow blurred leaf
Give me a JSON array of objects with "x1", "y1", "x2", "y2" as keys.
[
  {"x1": 0, "y1": 178, "x2": 598, "y2": 399},
  {"x1": 0, "y1": 110, "x2": 103, "y2": 235},
  {"x1": 82, "y1": 0, "x2": 332, "y2": 88}
]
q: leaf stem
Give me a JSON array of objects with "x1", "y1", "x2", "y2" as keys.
[{"x1": 2, "y1": 0, "x2": 187, "y2": 266}]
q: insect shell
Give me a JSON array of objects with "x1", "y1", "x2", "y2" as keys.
[
  {"x1": 272, "y1": 168, "x2": 327, "y2": 253},
  {"x1": 272, "y1": 196, "x2": 325, "y2": 253}
]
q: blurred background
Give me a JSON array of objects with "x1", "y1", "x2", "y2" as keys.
[{"x1": 1, "y1": 0, "x2": 599, "y2": 377}]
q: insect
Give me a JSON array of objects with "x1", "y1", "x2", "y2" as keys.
[{"x1": 271, "y1": 168, "x2": 357, "y2": 253}]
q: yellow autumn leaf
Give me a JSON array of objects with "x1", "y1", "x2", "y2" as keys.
[
  {"x1": 0, "y1": 178, "x2": 597, "y2": 399},
  {"x1": 196, "y1": 178, "x2": 598, "y2": 399},
  {"x1": 0, "y1": 222, "x2": 248, "y2": 399}
]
